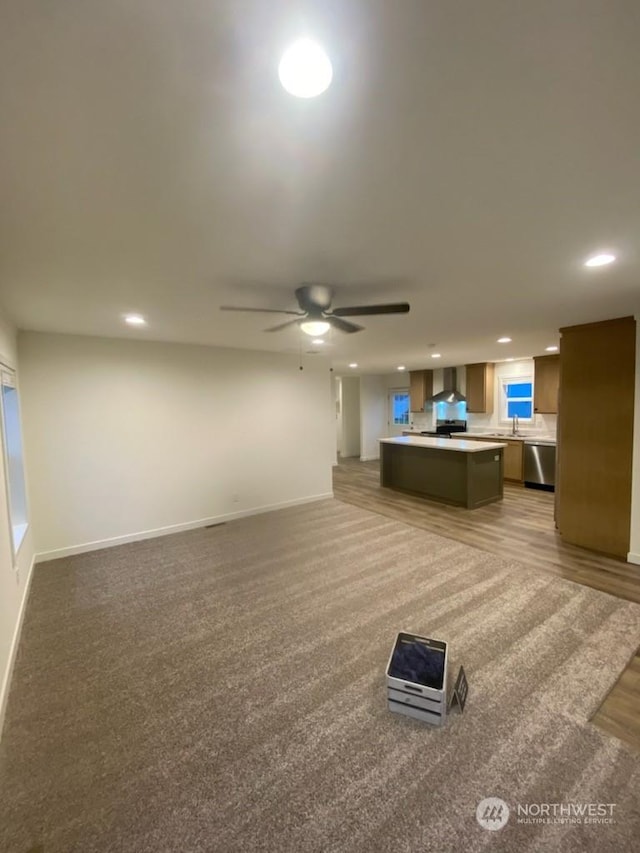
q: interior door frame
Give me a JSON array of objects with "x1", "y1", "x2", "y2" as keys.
[{"x1": 388, "y1": 388, "x2": 410, "y2": 437}]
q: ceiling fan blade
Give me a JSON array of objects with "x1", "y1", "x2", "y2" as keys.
[
  {"x1": 264, "y1": 318, "x2": 302, "y2": 332},
  {"x1": 331, "y1": 302, "x2": 410, "y2": 317},
  {"x1": 327, "y1": 315, "x2": 364, "y2": 334},
  {"x1": 220, "y1": 306, "x2": 303, "y2": 316}
]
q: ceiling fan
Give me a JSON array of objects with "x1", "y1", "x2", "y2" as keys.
[{"x1": 220, "y1": 284, "x2": 410, "y2": 335}]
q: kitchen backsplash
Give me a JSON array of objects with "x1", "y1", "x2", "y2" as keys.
[
  {"x1": 409, "y1": 412, "x2": 435, "y2": 430},
  {"x1": 465, "y1": 411, "x2": 557, "y2": 434},
  {"x1": 408, "y1": 409, "x2": 557, "y2": 437}
]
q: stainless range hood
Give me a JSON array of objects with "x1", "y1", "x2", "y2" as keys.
[{"x1": 429, "y1": 367, "x2": 466, "y2": 404}]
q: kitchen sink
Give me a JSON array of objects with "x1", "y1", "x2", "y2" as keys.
[
  {"x1": 482, "y1": 432, "x2": 528, "y2": 438},
  {"x1": 464, "y1": 431, "x2": 532, "y2": 439}
]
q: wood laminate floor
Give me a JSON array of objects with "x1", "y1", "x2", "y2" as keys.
[{"x1": 333, "y1": 456, "x2": 640, "y2": 752}]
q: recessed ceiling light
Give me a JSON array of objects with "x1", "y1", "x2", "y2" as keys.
[
  {"x1": 311, "y1": 339, "x2": 325, "y2": 345},
  {"x1": 349, "y1": 363, "x2": 358, "y2": 368},
  {"x1": 545, "y1": 345, "x2": 559, "y2": 352},
  {"x1": 497, "y1": 337, "x2": 512, "y2": 344},
  {"x1": 397, "y1": 365, "x2": 406, "y2": 371},
  {"x1": 584, "y1": 252, "x2": 616, "y2": 267},
  {"x1": 431, "y1": 353, "x2": 441, "y2": 359},
  {"x1": 278, "y1": 39, "x2": 333, "y2": 98},
  {"x1": 124, "y1": 314, "x2": 146, "y2": 326}
]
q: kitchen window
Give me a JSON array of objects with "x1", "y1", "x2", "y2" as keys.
[{"x1": 501, "y1": 377, "x2": 533, "y2": 422}]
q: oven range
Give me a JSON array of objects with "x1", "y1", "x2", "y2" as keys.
[{"x1": 419, "y1": 419, "x2": 467, "y2": 438}]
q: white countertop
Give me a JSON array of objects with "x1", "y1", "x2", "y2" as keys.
[
  {"x1": 402, "y1": 429, "x2": 556, "y2": 446},
  {"x1": 380, "y1": 436, "x2": 507, "y2": 453},
  {"x1": 456, "y1": 432, "x2": 557, "y2": 445}
]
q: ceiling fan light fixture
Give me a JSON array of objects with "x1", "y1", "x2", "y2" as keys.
[
  {"x1": 124, "y1": 314, "x2": 146, "y2": 326},
  {"x1": 300, "y1": 320, "x2": 330, "y2": 336},
  {"x1": 220, "y1": 284, "x2": 409, "y2": 336},
  {"x1": 278, "y1": 39, "x2": 332, "y2": 98},
  {"x1": 584, "y1": 252, "x2": 616, "y2": 267}
]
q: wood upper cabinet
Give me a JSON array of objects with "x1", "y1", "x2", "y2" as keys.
[
  {"x1": 465, "y1": 363, "x2": 494, "y2": 413},
  {"x1": 533, "y1": 354, "x2": 560, "y2": 414},
  {"x1": 409, "y1": 370, "x2": 433, "y2": 411},
  {"x1": 556, "y1": 316, "x2": 635, "y2": 559}
]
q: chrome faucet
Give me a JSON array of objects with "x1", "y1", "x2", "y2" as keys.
[{"x1": 511, "y1": 414, "x2": 519, "y2": 435}]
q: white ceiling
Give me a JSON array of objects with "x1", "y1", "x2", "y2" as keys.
[{"x1": 1, "y1": 0, "x2": 639, "y2": 373}]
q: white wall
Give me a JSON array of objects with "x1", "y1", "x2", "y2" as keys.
[
  {"x1": 383, "y1": 373, "x2": 409, "y2": 391},
  {"x1": 359, "y1": 375, "x2": 387, "y2": 461},
  {"x1": 629, "y1": 316, "x2": 640, "y2": 565},
  {"x1": 0, "y1": 314, "x2": 36, "y2": 736},
  {"x1": 339, "y1": 376, "x2": 360, "y2": 458},
  {"x1": 18, "y1": 332, "x2": 334, "y2": 558}
]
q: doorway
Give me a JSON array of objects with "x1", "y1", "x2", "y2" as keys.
[{"x1": 388, "y1": 389, "x2": 410, "y2": 437}]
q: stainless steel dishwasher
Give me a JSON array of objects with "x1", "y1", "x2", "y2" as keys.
[{"x1": 524, "y1": 441, "x2": 556, "y2": 491}]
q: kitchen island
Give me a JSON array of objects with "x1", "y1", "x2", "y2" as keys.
[{"x1": 379, "y1": 436, "x2": 506, "y2": 509}]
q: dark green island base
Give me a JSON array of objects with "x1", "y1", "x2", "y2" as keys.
[{"x1": 380, "y1": 438, "x2": 504, "y2": 509}]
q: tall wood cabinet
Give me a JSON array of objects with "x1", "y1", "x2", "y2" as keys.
[
  {"x1": 465, "y1": 362, "x2": 494, "y2": 413},
  {"x1": 533, "y1": 354, "x2": 560, "y2": 414},
  {"x1": 556, "y1": 316, "x2": 635, "y2": 559},
  {"x1": 409, "y1": 370, "x2": 433, "y2": 411}
]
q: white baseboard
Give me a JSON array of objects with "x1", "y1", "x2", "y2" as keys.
[
  {"x1": 0, "y1": 551, "x2": 36, "y2": 739},
  {"x1": 35, "y1": 492, "x2": 335, "y2": 563},
  {"x1": 360, "y1": 455, "x2": 380, "y2": 462},
  {"x1": 628, "y1": 551, "x2": 640, "y2": 566}
]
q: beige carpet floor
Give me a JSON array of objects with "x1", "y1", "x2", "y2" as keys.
[{"x1": 1, "y1": 498, "x2": 640, "y2": 852}]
